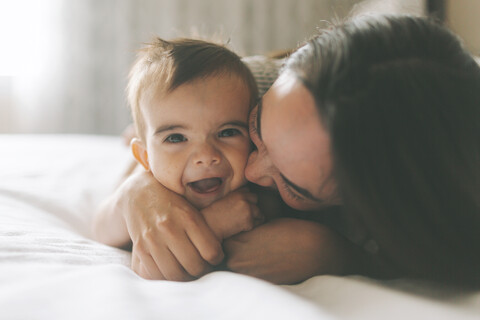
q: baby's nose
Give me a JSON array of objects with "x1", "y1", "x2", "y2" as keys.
[{"x1": 193, "y1": 143, "x2": 221, "y2": 166}]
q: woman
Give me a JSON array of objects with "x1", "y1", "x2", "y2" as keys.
[{"x1": 104, "y1": 15, "x2": 480, "y2": 286}]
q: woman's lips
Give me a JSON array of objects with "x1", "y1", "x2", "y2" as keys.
[{"x1": 188, "y1": 178, "x2": 223, "y2": 194}]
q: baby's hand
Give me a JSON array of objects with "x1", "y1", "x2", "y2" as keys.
[{"x1": 201, "y1": 188, "x2": 264, "y2": 241}]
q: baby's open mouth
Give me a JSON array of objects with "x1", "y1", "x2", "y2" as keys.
[{"x1": 188, "y1": 178, "x2": 223, "y2": 194}]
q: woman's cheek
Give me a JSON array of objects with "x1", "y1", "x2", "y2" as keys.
[
  {"x1": 245, "y1": 151, "x2": 278, "y2": 188},
  {"x1": 244, "y1": 150, "x2": 259, "y2": 182}
]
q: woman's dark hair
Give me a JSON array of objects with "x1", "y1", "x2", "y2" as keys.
[{"x1": 286, "y1": 15, "x2": 480, "y2": 286}]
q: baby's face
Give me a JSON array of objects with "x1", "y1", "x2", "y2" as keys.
[{"x1": 141, "y1": 74, "x2": 251, "y2": 209}]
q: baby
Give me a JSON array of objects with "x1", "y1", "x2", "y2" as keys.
[{"x1": 93, "y1": 38, "x2": 263, "y2": 249}]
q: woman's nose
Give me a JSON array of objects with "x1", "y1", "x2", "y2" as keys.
[
  {"x1": 245, "y1": 149, "x2": 274, "y2": 187},
  {"x1": 193, "y1": 143, "x2": 221, "y2": 166}
]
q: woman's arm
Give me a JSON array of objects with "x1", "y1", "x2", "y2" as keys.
[{"x1": 223, "y1": 218, "x2": 390, "y2": 284}]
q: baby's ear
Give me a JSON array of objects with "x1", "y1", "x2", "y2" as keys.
[{"x1": 131, "y1": 138, "x2": 150, "y2": 171}]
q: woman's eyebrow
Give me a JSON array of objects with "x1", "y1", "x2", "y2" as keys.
[{"x1": 280, "y1": 173, "x2": 323, "y2": 202}]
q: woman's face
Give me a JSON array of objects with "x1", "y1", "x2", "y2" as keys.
[{"x1": 245, "y1": 73, "x2": 339, "y2": 211}]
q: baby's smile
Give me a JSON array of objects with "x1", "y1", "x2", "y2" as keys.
[
  {"x1": 188, "y1": 177, "x2": 223, "y2": 194},
  {"x1": 184, "y1": 175, "x2": 229, "y2": 209}
]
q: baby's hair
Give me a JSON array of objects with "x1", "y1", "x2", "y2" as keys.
[{"x1": 128, "y1": 37, "x2": 258, "y2": 140}]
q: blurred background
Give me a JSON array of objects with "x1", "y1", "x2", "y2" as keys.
[{"x1": 0, "y1": 0, "x2": 477, "y2": 135}]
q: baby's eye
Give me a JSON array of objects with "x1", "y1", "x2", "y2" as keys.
[
  {"x1": 164, "y1": 134, "x2": 186, "y2": 143},
  {"x1": 218, "y1": 128, "x2": 241, "y2": 138}
]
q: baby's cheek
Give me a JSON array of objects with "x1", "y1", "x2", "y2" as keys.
[
  {"x1": 150, "y1": 158, "x2": 186, "y2": 195},
  {"x1": 232, "y1": 150, "x2": 250, "y2": 187}
]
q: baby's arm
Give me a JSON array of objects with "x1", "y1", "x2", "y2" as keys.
[
  {"x1": 201, "y1": 187, "x2": 264, "y2": 241},
  {"x1": 92, "y1": 161, "x2": 139, "y2": 247},
  {"x1": 92, "y1": 187, "x2": 131, "y2": 247},
  {"x1": 201, "y1": 185, "x2": 286, "y2": 241}
]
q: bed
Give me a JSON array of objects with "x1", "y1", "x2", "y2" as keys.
[{"x1": 1, "y1": 134, "x2": 479, "y2": 319}]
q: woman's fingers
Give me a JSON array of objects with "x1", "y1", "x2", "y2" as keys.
[
  {"x1": 132, "y1": 245, "x2": 165, "y2": 280},
  {"x1": 137, "y1": 261, "x2": 152, "y2": 279},
  {"x1": 184, "y1": 214, "x2": 224, "y2": 266},
  {"x1": 148, "y1": 244, "x2": 196, "y2": 281},
  {"x1": 135, "y1": 214, "x2": 221, "y2": 280},
  {"x1": 132, "y1": 251, "x2": 165, "y2": 280},
  {"x1": 134, "y1": 228, "x2": 198, "y2": 281},
  {"x1": 166, "y1": 233, "x2": 214, "y2": 278}
]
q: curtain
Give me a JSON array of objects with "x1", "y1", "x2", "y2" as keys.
[{"x1": 0, "y1": 0, "x2": 425, "y2": 135}]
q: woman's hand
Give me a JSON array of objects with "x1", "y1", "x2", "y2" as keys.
[
  {"x1": 119, "y1": 170, "x2": 224, "y2": 281},
  {"x1": 223, "y1": 218, "x2": 357, "y2": 284}
]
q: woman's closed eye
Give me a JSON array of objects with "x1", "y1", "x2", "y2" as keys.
[
  {"x1": 164, "y1": 133, "x2": 187, "y2": 143},
  {"x1": 218, "y1": 128, "x2": 242, "y2": 138},
  {"x1": 281, "y1": 179, "x2": 303, "y2": 202}
]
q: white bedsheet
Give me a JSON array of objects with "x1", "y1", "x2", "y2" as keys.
[{"x1": 1, "y1": 134, "x2": 479, "y2": 319}]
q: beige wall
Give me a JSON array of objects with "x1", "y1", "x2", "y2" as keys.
[
  {"x1": 446, "y1": 0, "x2": 480, "y2": 55},
  {"x1": 0, "y1": 0, "x2": 429, "y2": 134},
  {"x1": 0, "y1": 77, "x2": 13, "y2": 132}
]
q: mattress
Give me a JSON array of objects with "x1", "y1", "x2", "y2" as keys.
[{"x1": 1, "y1": 134, "x2": 478, "y2": 319}]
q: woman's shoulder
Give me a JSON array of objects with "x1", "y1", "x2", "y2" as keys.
[{"x1": 242, "y1": 55, "x2": 285, "y2": 97}]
